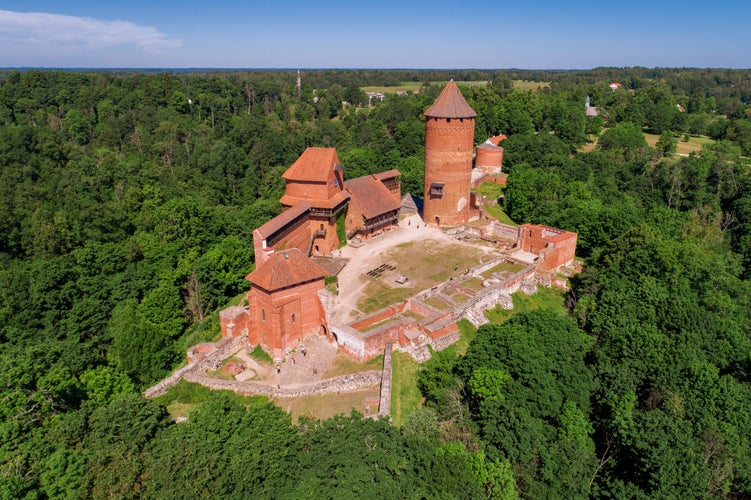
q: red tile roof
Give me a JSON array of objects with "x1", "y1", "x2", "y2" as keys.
[
  {"x1": 246, "y1": 248, "x2": 327, "y2": 291},
  {"x1": 280, "y1": 189, "x2": 350, "y2": 210},
  {"x1": 488, "y1": 135, "x2": 507, "y2": 146},
  {"x1": 282, "y1": 147, "x2": 342, "y2": 182},
  {"x1": 345, "y1": 175, "x2": 402, "y2": 220},
  {"x1": 424, "y1": 81, "x2": 477, "y2": 119},
  {"x1": 254, "y1": 201, "x2": 311, "y2": 240}
]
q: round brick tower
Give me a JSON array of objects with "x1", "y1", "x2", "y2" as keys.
[{"x1": 423, "y1": 81, "x2": 476, "y2": 226}]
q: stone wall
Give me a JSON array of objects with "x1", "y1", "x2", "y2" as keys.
[
  {"x1": 376, "y1": 342, "x2": 393, "y2": 419},
  {"x1": 144, "y1": 336, "x2": 247, "y2": 398},
  {"x1": 183, "y1": 370, "x2": 382, "y2": 398}
]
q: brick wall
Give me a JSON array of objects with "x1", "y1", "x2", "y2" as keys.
[{"x1": 424, "y1": 117, "x2": 475, "y2": 225}]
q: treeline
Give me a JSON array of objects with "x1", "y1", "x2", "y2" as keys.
[{"x1": 1, "y1": 67, "x2": 751, "y2": 497}]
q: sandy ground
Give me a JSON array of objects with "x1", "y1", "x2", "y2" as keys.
[
  {"x1": 233, "y1": 334, "x2": 339, "y2": 387},
  {"x1": 331, "y1": 213, "x2": 493, "y2": 322}
]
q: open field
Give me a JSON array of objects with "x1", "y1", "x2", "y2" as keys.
[
  {"x1": 361, "y1": 82, "x2": 421, "y2": 94},
  {"x1": 484, "y1": 204, "x2": 516, "y2": 225},
  {"x1": 513, "y1": 80, "x2": 551, "y2": 90},
  {"x1": 643, "y1": 132, "x2": 715, "y2": 155},
  {"x1": 361, "y1": 80, "x2": 489, "y2": 95},
  {"x1": 355, "y1": 238, "x2": 496, "y2": 314}
]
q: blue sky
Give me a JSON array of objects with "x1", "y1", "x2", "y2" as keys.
[{"x1": 0, "y1": 1, "x2": 749, "y2": 69}]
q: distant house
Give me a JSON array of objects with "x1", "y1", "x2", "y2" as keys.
[
  {"x1": 609, "y1": 82, "x2": 622, "y2": 90},
  {"x1": 585, "y1": 95, "x2": 599, "y2": 117},
  {"x1": 366, "y1": 92, "x2": 386, "y2": 105}
]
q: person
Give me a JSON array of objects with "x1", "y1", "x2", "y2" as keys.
[
  {"x1": 301, "y1": 345, "x2": 307, "y2": 357},
  {"x1": 276, "y1": 363, "x2": 280, "y2": 374},
  {"x1": 291, "y1": 357, "x2": 296, "y2": 365}
]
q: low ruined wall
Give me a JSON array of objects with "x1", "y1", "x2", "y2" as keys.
[
  {"x1": 183, "y1": 370, "x2": 382, "y2": 398},
  {"x1": 330, "y1": 323, "x2": 367, "y2": 359},
  {"x1": 144, "y1": 336, "x2": 247, "y2": 398},
  {"x1": 482, "y1": 221, "x2": 519, "y2": 242},
  {"x1": 350, "y1": 304, "x2": 402, "y2": 331},
  {"x1": 376, "y1": 342, "x2": 393, "y2": 418}
]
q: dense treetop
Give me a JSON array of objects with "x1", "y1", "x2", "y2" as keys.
[{"x1": 1, "y1": 67, "x2": 751, "y2": 497}]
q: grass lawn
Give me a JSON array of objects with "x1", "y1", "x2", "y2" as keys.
[
  {"x1": 248, "y1": 344, "x2": 273, "y2": 364},
  {"x1": 424, "y1": 296, "x2": 450, "y2": 310},
  {"x1": 481, "y1": 260, "x2": 525, "y2": 278},
  {"x1": 485, "y1": 204, "x2": 516, "y2": 225},
  {"x1": 279, "y1": 387, "x2": 381, "y2": 423},
  {"x1": 391, "y1": 351, "x2": 422, "y2": 427},
  {"x1": 474, "y1": 181, "x2": 505, "y2": 200},
  {"x1": 358, "y1": 280, "x2": 417, "y2": 314},
  {"x1": 453, "y1": 319, "x2": 478, "y2": 356},
  {"x1": 323, "y1": 352, "x2": 383, "y2": 378},
  {"x1": 462, "y1": 277, "x2": 485, "y2": 291},
  {"x1": 484, "y1": 286, "x2": 568, "y2": 324},
  {"x1": 643, "y1": 132, "x2": 715, "y2": 155},
  {"x1": 356, "y1": 238, "x2": 490, "y2": 313}
]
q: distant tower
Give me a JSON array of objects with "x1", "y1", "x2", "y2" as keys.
[
  {"x1": 423, "y1": 81, "x2": 476, "y2": 226},
  {"x1": 295, "y1": 70, "x2": 302, "y2": 98}
]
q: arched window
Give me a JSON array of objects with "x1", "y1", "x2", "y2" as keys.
[
  {"x1": 261, "y1": 309, "x2": 266, "y2": 321},
  {"x1": 291, "y1": 313, "x2": 296, "y2": 324}
]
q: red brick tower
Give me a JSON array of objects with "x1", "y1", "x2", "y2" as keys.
[{"x1": 423, "y1": 81, "x2": 476, "y2": 226}]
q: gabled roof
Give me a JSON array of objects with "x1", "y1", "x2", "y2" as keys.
[
  {"x1": 345, "y1": 175, "x2": 402, "y2": 220},
  {"x1": 424, "y1": 81, "x2": 477, "y2": 119},
  {"x1": 282, "y1": 147, "x2": 342, "y2": 182},
  {"x1": 254, "y1": 201, "x2": 311, "y2": 240},
  {"x1": 246, "y1": 248, "x2": 327, "y2": 291},
  {"x1": 373, "y1": 169, "x2": 401, "y2": 181}
]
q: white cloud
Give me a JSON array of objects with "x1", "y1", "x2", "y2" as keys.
[{"x1": 0, "y1": 10, "x2": 181, "y2": 56}]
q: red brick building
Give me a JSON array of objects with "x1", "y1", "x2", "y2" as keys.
[
  {"x1": 280, "y1": 147, "x2": 349, "y2": 257},
  {"x1": 344, "y1": 172, "x2": 402, "y2": 240},
  {"x1": 517, "y1": 224, "x2": 578, "y2": 271},
  {"x1": 423, "y1": 81, "x2": 477, "y2": 226},
  {"x1": 245, "y1": 248, "x2": 329, "y2": 358},
  {"x1": 222, "y1": 147, "x2": 402, "y2": 359}
]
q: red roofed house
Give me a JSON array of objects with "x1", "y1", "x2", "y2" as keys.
[
  {"x1": 245, "y1": 248, "x2": 329, "y2": 358},
  {"x1": 344, "y1": 173, "x2": 402, "y2": 240},
  {"x1": 517, "y1": 224, "x2": 578, "y2": 271},
  {"x1": 280, "y1": 147, "x2": 349, "y2": 258},
  {"x1": 222, "y1": 146, "x2": 403, "y2": 358}
]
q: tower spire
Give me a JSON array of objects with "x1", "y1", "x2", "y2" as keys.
[{"x1": 295, "y1": 70, "x2": 301, "y2": 98}]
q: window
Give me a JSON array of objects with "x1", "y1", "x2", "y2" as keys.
[
  {"x1": 291, "y1": 313, "x2": 296, "y2": 324},
  {"x1": 334, "y1": 177, "x2": 338, "y2": 187},
  {"x1": 262, "y1": 309, "x2": 266, "y2": 321},
  {"x1": 430, "y1": 182, "x2": 445, "y2": 197}
]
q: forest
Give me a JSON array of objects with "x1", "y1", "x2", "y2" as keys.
[{"x1": 1, "y1": 66, "x2": 751, "y2": 498}]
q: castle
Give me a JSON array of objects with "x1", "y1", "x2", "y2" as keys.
[{"x1": 218, "y1": 81, "x2": 576, "y2": 361}]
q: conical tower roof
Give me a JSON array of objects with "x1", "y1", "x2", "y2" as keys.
[{"x1": 424, "y1": 80, "x2": 476, "y2": 119}]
